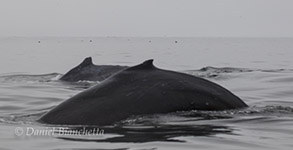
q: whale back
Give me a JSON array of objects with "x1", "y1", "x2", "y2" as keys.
[
  {"x1": 40, "y1": 59, "x2": 247, "y2": 125},
  {"x1": 59, "y1": 57, "x2": 127, "y2": 82}
]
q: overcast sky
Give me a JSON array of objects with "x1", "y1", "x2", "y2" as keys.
[{"x1": 0, "y1": 0, "x2": 292, "y2": 37}]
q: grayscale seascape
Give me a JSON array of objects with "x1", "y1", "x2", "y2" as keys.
[
  {"x1": 1, "y1": 0, "x2": 293, "y2": 149},
  {"x1": 0, "y1": 37, "x2": 292, "y2": 150}
]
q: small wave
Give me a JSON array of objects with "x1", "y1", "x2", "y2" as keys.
[
  {"x1": 76, "y1": 80, "x2": 100, "y2": 84},
  {"x1": 197, "y1": 67, "x2": 293, "y2": 73},
  {"x1": 187, "y1": 105, "x2": 293, "y2": 118},
  {"x1": 199, "y1": 66, "x2": 254, "y2": 73},
  {"x1": 0, "y1": 73, "x2": 61, "y2": 83},
  {"x1": 184, "y1": 67, "x2": 252, "y2": 79},
  {"x1": 0, "y1": 111, "x2": 47, "y2": 126},
  {"x1": 115, "y1": 105, "x2": 293, "y2": 127},
  {"x1": 184, "y1": 66, "x2": 293, "y2": 79},
  {"x1": 246, "y1": 105, "x2": 293, "y2": 114},
  {"x1": 57, "y1": 124, "x2": 232, "y2": 143}
]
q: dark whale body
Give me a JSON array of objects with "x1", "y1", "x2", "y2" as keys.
[
  {"x1": 59, "y1": 57, "x2": 127, "y2": 82},
  {"x1": 40, "y1": 60, "x2": 247, "y2": 126}
]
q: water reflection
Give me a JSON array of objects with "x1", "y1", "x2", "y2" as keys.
[{"x1": 58, "y1": 124, "x2": 233, "y2": 143}]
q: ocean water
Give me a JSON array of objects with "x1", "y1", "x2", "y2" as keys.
[{"x1": 0, "y1": 37, "x2": 293, "y2": 150}]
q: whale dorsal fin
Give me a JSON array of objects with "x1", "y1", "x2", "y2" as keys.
[
  {"x1": 79, "y1": 57, "x2": 93, "y2": 67},
  {"x1": 127, "y1": 59, "x2": 156, "y2": 70}
]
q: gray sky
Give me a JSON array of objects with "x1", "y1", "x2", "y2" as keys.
[{"x1": 0, "y1": 0, "x2": 293, "y2": 37}]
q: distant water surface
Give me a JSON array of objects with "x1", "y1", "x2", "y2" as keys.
[{"x1": 0, "y1": 37, "x2": 292, "y2": 150}]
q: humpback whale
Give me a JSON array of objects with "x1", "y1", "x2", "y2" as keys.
[
  {"x1": 59, "y1": 57, "x2": 127, "y2": 82},
  {"x1": 40, "y1": 59, "x2": 247, "y2": 126}
]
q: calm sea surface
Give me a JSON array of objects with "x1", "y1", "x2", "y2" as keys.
[{"x1": 0, "y1": 37, "x2": 293, "y2": 150}]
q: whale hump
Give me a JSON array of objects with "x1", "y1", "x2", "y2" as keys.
[
  {"x1": 41, "y1": 59, "x2": 247, "y2": 126},
  {"x1": 127, "y1": 59, "x2": 155, "y2": 70},
  {"x1": 79, "y1": 57, "x2": 93, "y2": 67},
  {"x1": 59, "y1": 57, "x2": 128, "y2": 82}
]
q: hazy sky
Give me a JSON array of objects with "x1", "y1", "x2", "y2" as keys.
[{"x1": 0, "y1": 0, "x2": 293, "y2": 37}]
